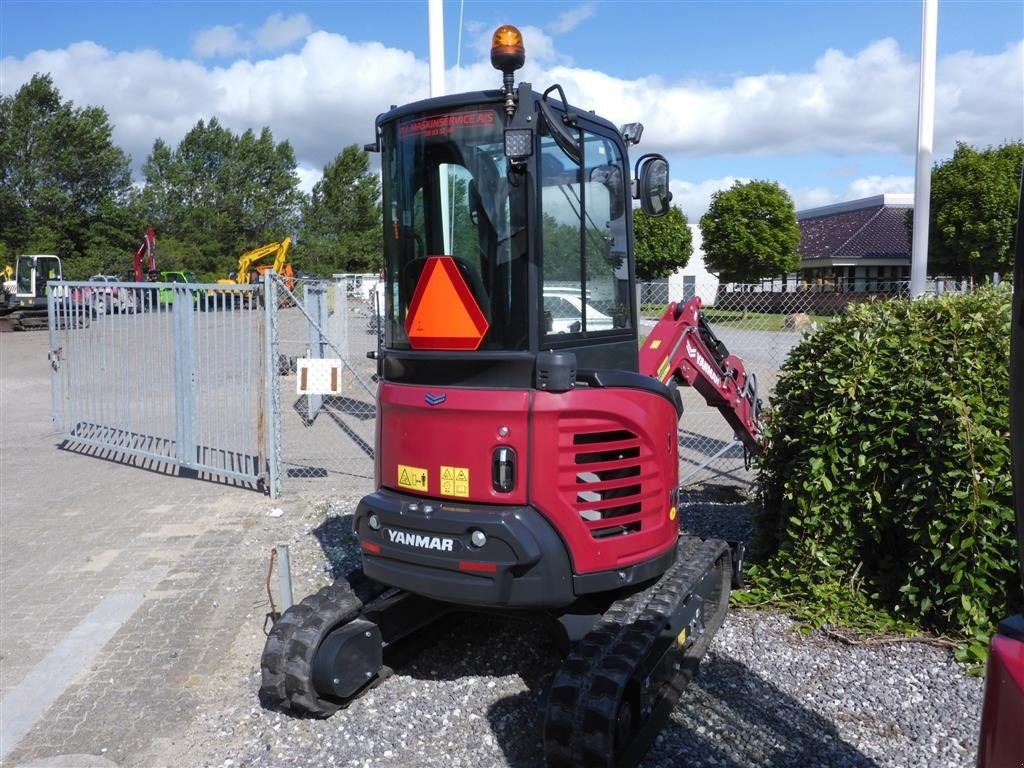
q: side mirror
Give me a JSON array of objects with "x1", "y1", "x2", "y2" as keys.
[{"x1": 635, "y1": 154, "x2": 672, "y2": 216}]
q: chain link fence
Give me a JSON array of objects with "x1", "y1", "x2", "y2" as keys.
[
  {"x1": 639, "y1": 278, "x2": 923, "y2": 488},
  {"x1": 269, "y1": 274, "x2": 381, "y2": 496},
  {"x1": 266, "y1": 273, "x2": 977, "y2": 496}
]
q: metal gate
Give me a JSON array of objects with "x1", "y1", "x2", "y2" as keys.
[
  {"x1": 48, "y1": 280, "x2": 268, "y2": 487},
  {"x1": 264, "y1": 274, "x2": 379, "y2": 497}
]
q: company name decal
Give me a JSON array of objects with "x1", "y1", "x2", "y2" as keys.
[
  {"x1": 399, "y1": 110, "x2": 496, "y2": 138},
  {"x1": 386, "y1": 528, "x2": 455, "y2": 552},
  {"x1": 686, "y1": 340, "x2": 723, "y2": 388}
]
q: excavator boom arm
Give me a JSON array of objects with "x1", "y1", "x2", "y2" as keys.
[
  {"x1": 133, "y1": 228, "x2": 156, "y2": 281},
  {"x1": 639, "y1": 296, "x2": 762, "y2": 453},
  {"x1": 236, "y1": 237, "x2": 292, "y2": 283}
]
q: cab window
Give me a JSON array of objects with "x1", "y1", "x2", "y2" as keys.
[{"x1": 540, "y1": 130, "x2": 630, "y2": 338}]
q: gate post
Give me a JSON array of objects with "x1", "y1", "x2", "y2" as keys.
[
  {"x1": 263, "y1": 272, "x2": 282, "y2": 498},
  {"x1": 305, "y1": 282, "x2": 329, "y2": 422},
  {"x1": 173, "y1": 288, "x2": 197, "y2": 467},
  {"x1": 48, "y1": 287, "x2": 64, "y2": 434}
]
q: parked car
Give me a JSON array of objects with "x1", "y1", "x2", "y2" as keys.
[
  {"x1": 543, "y1": 290, "x2": 614, "y2": 333},
  {"x1": 87, "y1": 274, "x2": 136, "y2": 315}
]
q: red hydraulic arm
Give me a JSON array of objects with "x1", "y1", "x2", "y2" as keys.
[
  {"x1": 639, "y1": 296, "x2": 762, "y2": 453},
  {"x1": 133, "y1": 228, "x2": 156, "y2": 281}
]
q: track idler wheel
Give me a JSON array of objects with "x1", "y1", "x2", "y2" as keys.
[{"x1": 260, "y1": 579, "x2": 377, "y2": 717}]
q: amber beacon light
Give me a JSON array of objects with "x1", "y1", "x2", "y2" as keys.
[{"x1": 490, "y1": 25, "x2": 525, "y2": 74}]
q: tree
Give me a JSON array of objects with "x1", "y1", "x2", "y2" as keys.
[
  {"x1": 297, "y1": 145, "x2": 381, "y2": 273},
  {"x1": 924, "y1": 141, "x2": 1023, "y2": 279},
  {"x1": 699, "y1": 180, "x2": 801, "y2": 284},
  {"x1": 138, "y1": 118, "x2": 301, "y2": 278},
  {"x1": 633, "y1": 205, "x2": 693, "y2": 280},
  {"x1": 0, "y1": 73, "x2": 136, "y2": 269}
]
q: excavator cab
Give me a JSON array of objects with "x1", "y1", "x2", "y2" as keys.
[{"x1": 375, "y1": 76, "x2": 668, "y2": 377}]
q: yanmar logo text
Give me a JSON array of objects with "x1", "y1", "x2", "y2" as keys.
[
  {"x1": 386, "y1": 528, "x2": 455, "y2": 552},
  {"x1": 686, "y1": 340, "x2": 723, "y2": 388}
]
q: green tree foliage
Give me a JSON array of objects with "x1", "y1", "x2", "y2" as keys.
[
  {"x1": 138, "y1": 118, "x2": 301, "y2": 278},
  {"x1": 699, "y1": 180, "x2": 800, "y2": 283},
  {"x1": 749, "y1": 288, "x2": 1019, "y2": 663},
  {"x1": 925, "y1": 141, "x2": 1023, "y2": 279},
  {"x1": 633, "y1": 205, "x2": 693, "y2": 280},
  {"x1": 0, "y1": 73, "x2": 138, "y2": 273},
  {"x1": 297, "y1": 144, "x2": 381, "y2": 273}
]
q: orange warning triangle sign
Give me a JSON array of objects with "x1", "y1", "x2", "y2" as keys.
[{"x1": 405, "y1": 256, "x2": 489, "y2": 350}]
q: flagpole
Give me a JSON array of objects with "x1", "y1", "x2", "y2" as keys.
[{"x1": 910, "y1": 0, "x2": 937, "y2": 298}]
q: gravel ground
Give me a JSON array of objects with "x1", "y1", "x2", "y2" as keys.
[{"x1": 156, "y1": 490, "x2": 984, "y2": 768}]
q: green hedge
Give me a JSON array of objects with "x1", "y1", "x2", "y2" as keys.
[{"x1": 749, "y1": 287, "x2": 1020, "y2": 660}]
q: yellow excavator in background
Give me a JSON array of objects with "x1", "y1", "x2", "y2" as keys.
[
  {"x1": 217, "y1": 237, "x2": 294, "y2": 290},
  {"x1": 215, "y1": 237, "x2": 295, "y2": 307}
]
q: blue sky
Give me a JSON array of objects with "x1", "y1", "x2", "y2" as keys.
[{"x1": 2, "y1": 0, "x2": 1022, "y2": 220}]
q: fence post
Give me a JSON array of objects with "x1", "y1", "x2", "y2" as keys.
[
  {"x1": 305, "y1": 281, "x2": 328, "y2": 422},
  {"x1": 172, "y1": 288, "x2": 197, "y2": 467},
  {"x1": 263, "y1": 272, "x2": 282, "y2": 498},
  {"x1": 47, "y1": 287, "x2": 64, "y2": 434}
]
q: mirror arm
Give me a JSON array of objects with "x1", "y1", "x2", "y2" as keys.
[{"x1": 538, "y1": 99, "x2": 582, "y2": 166}]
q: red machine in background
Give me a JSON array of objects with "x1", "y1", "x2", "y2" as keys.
[
  {"x1": 133, "y1": 228, "x2": 156, "y2": 282},
  {"x1": 261, "y1": 25, "x2": 761, "y2": 767},
  {"x1": 975, "y1": 173, "x2": 1024, "y2": 768}
]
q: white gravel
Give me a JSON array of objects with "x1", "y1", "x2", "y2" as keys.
[{"x1": 164, "y1": 491, "x2": 983, "y2": 768}]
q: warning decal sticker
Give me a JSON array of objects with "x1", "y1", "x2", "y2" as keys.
[
  {"x1": 397, "y1": 464, "x2": 429, "y2": 492},
  {"x1": 440, "y1": 466, "x2": 470, "y2": 498},
  {"x1": 657, "y1": 356, "x2": 671, "y2": 383}
]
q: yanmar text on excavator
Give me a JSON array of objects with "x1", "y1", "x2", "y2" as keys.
[{"x1": 261, "y1": 25, "x2": 763, "y2": 767}]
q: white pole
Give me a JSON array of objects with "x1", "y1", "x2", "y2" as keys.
[
  {"x1": 428, "y1": 0, "x2": 445, "y2": 97},
  {"x1": 428, "y1": 0, "x2": 453, "y2": 250},
  {"x1": 910, "y1": 0, "x2": 938, "y2": 299}
]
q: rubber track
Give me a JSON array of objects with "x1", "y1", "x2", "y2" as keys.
[
  {"x1": 260, "y1": 580, "x2": 364, "y2": 717},
  {"x1": 543, "y1": 536, "x2": 730, "y2": 768}
]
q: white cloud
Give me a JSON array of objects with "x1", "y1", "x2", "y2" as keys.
[
  {"x1": 547, "y1": 38, "x2": 1022, "y2": 161},
  {"x1": 294, "y1": 165, "x2": 323, "y2": 195},
  {"x1": 2, "y1": 32, "x2": 1019, "y2": 192},
  {"x1": 669, "y1": 176, "x2": 748, "y2": 222},
  {"x1": 254, "y1": 13, "x2": 313, "y2": 51},
  {"x1": 192, "y1": 13, "x2": 313, "y2": 59},
  {"x1": 192, "y1": 25, "x2": 246, "y2": 58},
  {"x1": 547, "y1": 4, "x2": 596, "y2": 35},
  {"x1": 845, "y1": 174, "x2": 914, "y2": 199}
]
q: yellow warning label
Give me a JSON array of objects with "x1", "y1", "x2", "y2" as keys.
[
  {"x1": 649, "y1": 339, "x2": 662, "y2": 350},
  {"x1": 440, "y1": 465, "x2": 470, "y2": 498},
  {"x1": 676, "y1": 627, "x2": 688, "y2": 646},
  {"x1": 657, "y1": 356, "x2": 671, "y2": 382},
  {"x1": 397, "y1": 464, "x2": 429, "y2": 492}
]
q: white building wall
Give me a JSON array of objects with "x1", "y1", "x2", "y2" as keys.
[{"x1": 667, "y1": 224, "x2": 719, "y2": 305}]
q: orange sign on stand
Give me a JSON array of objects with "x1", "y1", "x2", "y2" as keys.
[{"x1": 404, "y1": 256, "x2": 490, "y2": 350}]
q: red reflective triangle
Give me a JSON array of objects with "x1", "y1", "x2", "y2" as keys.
[{"x1": 405, "y1": 256, "x2": 489, "y2": 350}]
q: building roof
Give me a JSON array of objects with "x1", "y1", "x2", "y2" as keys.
[{"x1": 798, "y1": 194, "x2": 913, "y2": 263}]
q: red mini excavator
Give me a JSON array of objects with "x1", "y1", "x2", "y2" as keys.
[{"x1": 261, "y1": 25, "x2": 762, "y2": 767}]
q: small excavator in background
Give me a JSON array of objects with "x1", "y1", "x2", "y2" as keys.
[
  {"x1": 217, "y1": 237, "x2": 294, "y2": 290},
  {"x1": 0, "y1": 254, "x2": 64, "y2": 331},
  {"x1": 132, "y1": 228, "x2": 157, "y2": 282},
  {"x1": 261, "y1": 26, "x2": 761, "y2": 767}
]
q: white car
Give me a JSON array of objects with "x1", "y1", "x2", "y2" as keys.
[
  {"x1": 543, "y1": 291, "x2": 614, "y2": 334},
  {"x1": 87, "y1": 275, "x2": 136, "y2": 315}
]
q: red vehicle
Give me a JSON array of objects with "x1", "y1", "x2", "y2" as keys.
[
  {"x1": 975, "y1": 173, "x2": 1024, "y2": 768},
  {"x1": 261, "y1": 26, "x2": 761, "y2": 767}
]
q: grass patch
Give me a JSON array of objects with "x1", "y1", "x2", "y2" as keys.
[{"x1": 701, "y1": 308, "x2": 834, "y2": 331}]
